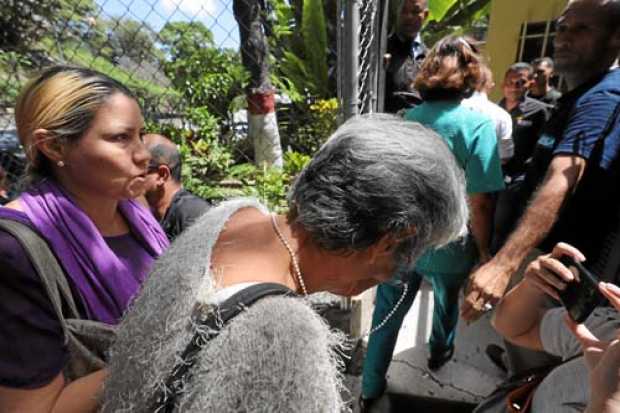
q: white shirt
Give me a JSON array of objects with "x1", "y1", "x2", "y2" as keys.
[{"x1": 462, "y1": 91, "x2": 514, "y2": 161}]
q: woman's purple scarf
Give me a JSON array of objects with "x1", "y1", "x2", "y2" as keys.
[{"x1": 18, "y1": 180, "x2": 169, "y2": 323}]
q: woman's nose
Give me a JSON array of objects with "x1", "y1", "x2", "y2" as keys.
[{"x1": 134, "y1": 140, "x2": 151, "y2": 167}]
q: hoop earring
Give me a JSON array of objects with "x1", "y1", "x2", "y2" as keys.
[{"x1": 57, "y1": 160, "x2": 65, "y2": 168}]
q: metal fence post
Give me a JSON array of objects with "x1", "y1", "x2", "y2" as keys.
[{"x1": 342, "y1": 0, "x2": 360, "y2": 122}]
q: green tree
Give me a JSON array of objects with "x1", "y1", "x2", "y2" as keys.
[
  {"x1": 106, "y1": 17, "x2": 161, "y2": 62},
  {"x1": 159, "y1": 21, "x2": 247, "y2": 118},
  {"x1": 269, "y1": 0, "x2": 333, "y2": 100},
  {"x1": 159, "y1": 21, "x2": 215, "y2": 60},
  {"x1": 0, "y1": 0, "x2": 96, "y2": 51}
]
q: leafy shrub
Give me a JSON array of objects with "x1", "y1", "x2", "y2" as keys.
[
  {"x1": 281, "y1": 97, "x2": 339, "y2": 154},
  {"x1": 146, "y1": 112, "x2": 313, "y2": 212}
]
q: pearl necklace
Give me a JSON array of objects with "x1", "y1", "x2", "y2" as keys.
[
  {"x1": 271, "y1": 214, "x2": 308, "y2": 296},
  {"x1": 270, "y1": 214, "x2": 407, "y2": 336},
  {"x1": 367, "y1": 283, "x2": 409, "y2": 336}
]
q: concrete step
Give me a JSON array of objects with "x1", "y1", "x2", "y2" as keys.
[{"x1": 346, "y1": 281, "x2": 508, "y2": 412}]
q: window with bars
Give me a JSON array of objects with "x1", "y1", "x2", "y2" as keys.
[{"x1": 515, "y1": 20, "x2": 556, "y2": 63}]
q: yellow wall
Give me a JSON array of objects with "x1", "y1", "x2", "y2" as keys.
[{"x1": 485, "y1": 0, "x2": 567, "y2": 100}]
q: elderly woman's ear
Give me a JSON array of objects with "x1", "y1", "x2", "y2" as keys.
[{"x1": 369, "y1": 228, "x2": 416, "y2": 261}]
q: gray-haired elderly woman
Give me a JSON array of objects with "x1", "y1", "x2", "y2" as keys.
[{"x1": 102, "y1": 114, "x2": 468, "y2": 412}]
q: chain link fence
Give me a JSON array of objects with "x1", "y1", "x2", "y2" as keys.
[
  {"x1": 337, "y1": 0, "x2": 382, "y2": 122},
  {"x1": 0, "y1": 0, "x2": 348, "y2": 204}
]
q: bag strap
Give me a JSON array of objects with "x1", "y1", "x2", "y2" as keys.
[
  {"x1": 0, "y1": 218, "x2": 81, "y2": 337},
  {"x1": 152, "y1": 282, "x2": 296, "y2": 413}
]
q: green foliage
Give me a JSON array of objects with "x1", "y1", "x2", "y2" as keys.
[
  {"x1": 269, "y1": 0, "x2": 332, "y2": 100},
  {"x1": 146, "y1": 106, "x2": 315, "y2": 212},
  {"x1": 301, "y1": 0, "x2": 329, "y2": 97},
  {"x1": 105, "y1": 17, "x2": 161, "y2": 62},
  {"x1": 283, "y1": 150, "x2": 311, "y2": 177},
  {"x1": 0, "y1": 51, "x2": 30, "y2": 106},
  {"x1": 283, "y1": 97, "x2": 339, "y2": 154},
  {"x1": 0, "y1": 0, "x2": 96, "y2": 51},
  {"x1": 424, "y1": 0, "x2": 492, "y2": 44},
  {"x1": 61, "y1": 43, "x2": 179, "y2": 112},
  {"x1": 159, "y1": 21, "x2": 215, "y2": 59},
  {"x1": 427, "y1": 0, "x2": 458, "y2": 23},
  {"x1": 159, "y1": 21, "x2": 247, "y2": 117}
]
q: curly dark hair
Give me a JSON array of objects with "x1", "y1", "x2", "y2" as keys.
[{"x1": 414, "y1": 35, "x2": 484, "y2": 101}]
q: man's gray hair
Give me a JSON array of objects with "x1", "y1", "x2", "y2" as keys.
[{"x1": 288, "y1": 114, "x2": 468, "y2": 265}]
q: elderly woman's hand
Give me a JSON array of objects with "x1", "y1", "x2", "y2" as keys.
[{"x1": 523, "y1": 242, "x2": 585, "y2": 301}]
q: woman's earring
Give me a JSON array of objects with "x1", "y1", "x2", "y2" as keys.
[{"x1": 57, "y1": 160, "x2": 65, "y2": 168}]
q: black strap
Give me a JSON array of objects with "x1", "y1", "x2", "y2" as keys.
[
  {"x1": 152, "y1": 282, "x2": 295, "y2": 413},
  {"x1": 495, "y1": 352, "x2": 583, "y2": 393}
]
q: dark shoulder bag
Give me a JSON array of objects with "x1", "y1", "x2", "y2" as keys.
[
  {"x1": 0, "y1": 218, "x2": 116, "y2": 381},
  {"x1": 473, "y1": 354, "x2": 581, "y2": 413}
]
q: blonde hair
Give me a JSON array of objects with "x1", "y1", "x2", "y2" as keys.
[{"x1": 15, "y1": 66, "x2": 136, "y2": 179}]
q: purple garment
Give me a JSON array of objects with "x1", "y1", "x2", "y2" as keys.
[
  {"x1": 19, "y1": 179, "x2": 169, "y2": 323},
  {"x1": 0, "y1": 209, "x2": 159, "y2": 388}
]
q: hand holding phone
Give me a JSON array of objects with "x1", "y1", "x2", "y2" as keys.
[{"x1": 558, "y1": 255, "x2": 604, "y2": 323}]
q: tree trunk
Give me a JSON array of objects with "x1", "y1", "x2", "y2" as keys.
[{"x1": 233, "y1": 0, "x2": 283, "y2": 168}]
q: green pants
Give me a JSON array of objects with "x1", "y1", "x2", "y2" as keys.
[{"x1": 361, "y1": 270, "x2": 468, "y2": 398}]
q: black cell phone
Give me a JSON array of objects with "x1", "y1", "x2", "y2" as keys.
[{"x1": 558, "y1": 256, "x2": 604, "y2": 323}]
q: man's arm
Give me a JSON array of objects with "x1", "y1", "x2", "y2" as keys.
[
  {"x1": 469, "y1": 193, "x2": 495, "y2": 263},
  {"x1": 461, "y1": 154, "x2": 586, "y2": 321}
]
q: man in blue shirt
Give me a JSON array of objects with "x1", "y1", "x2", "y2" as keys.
[
  {"x1": 383, "y1": 0, "x2": 429, "y2": 113},
  {"x1": 464, "y1": 0, "x2": 620, "y2": 325}
]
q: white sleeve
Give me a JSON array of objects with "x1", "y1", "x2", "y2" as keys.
[
  {"x1": 497, "y1": 111, "x2": 514, "y2": 161},
  {"x1": 540, "y1": 307, "x2": 620, "y2": 359}
]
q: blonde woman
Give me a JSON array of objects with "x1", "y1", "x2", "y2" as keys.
[{"x1": 0, "y1": 66, "x2": 169, "y2": 412}]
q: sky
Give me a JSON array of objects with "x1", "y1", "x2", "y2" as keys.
[{"x1": 96, "y1": 0, "x2": 240, "y2": 48}]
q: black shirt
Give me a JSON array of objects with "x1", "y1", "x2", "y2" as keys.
[
  {"x1": 383, "y1": 34, "x2": 426, "y2": 113},
  {"x1": 500, "y1": 96, "x2": 550, "y2": 181},
  {"x1": 528, "y1": 88, "x2": 563, "y2": 107},
  {"x1": 161, "y1": 189, "x2": 211, "y2": 241}
]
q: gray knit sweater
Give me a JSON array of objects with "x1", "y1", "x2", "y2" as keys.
[{"x1": 102, "y1": 198, "x2": 347, "y2": 412}]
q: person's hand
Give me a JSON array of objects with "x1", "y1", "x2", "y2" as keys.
[
  {"x1": 600, "y1": 282, "x2": 620, "y2": 312},
  {"x1": 565, "y1": 316, "x2": 620, "y2": 413},
  {"x1": 566, "y1": 280, "x2": 620, "y2": 413},
  {"x1": 522, "y1": 242, "x2": 585, "y2": 300},
  {"x1": 461, "y1": 260, "x2": 512, "y2": 322}
]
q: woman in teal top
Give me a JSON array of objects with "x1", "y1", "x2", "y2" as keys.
[{"x1": 360, "y1": 35, "x2": 504, "y2": 410}]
